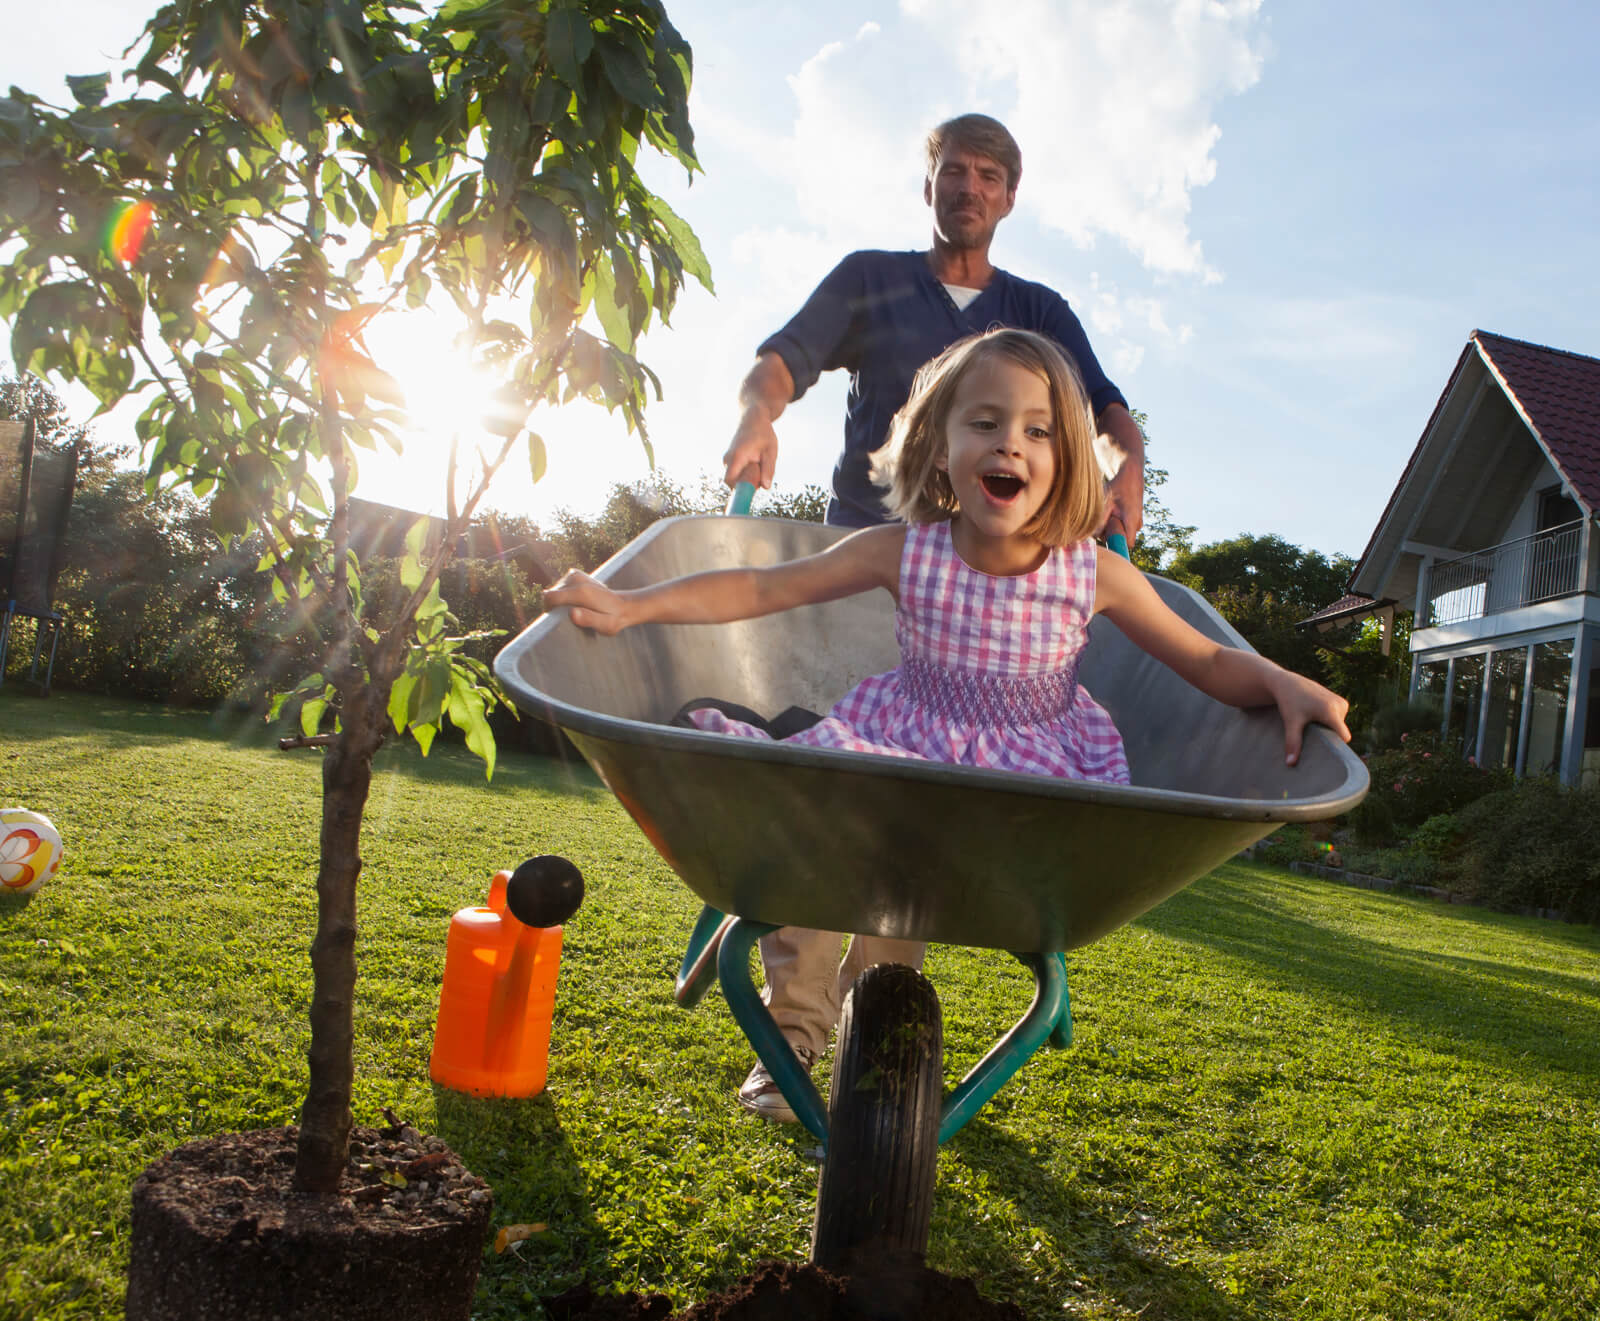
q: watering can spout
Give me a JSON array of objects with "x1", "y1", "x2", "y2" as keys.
[{"x1": 429, "y1": 856, "x2": 583, "y2": 1098}]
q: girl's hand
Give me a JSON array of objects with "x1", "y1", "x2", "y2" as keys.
[
  {"x1": 1269, "y1": 669, "x2": 1352, "y2": 766},
  {"x1": 545, "y1": 570, "x2": 631, "y2": 635}
]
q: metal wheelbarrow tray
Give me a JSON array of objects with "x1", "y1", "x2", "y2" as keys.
[
  {"x1": 494, "y1": 514, "x2": 1367, "y2": 954},
  {"x1": 494, "y1": 513, "x2": 1368, "y2": 1269}
]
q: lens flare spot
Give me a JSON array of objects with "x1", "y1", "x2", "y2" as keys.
[{"x1": 104, "y1": 200, "x2": 155, "y2": 265}]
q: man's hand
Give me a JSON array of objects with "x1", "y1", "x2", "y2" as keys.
[
  {"x1": 1096, "y1": 403, "x2": 1146, "y2": 544},
  {"x1": 1104, "y1": 461, "x2": 1145, "y2": 544},
  {"x1": 723, "y1": 404, "x2": 780, "y2": 490},
  {"x1": 723, "y1": 352, "x2": 795, "y2": 490}
]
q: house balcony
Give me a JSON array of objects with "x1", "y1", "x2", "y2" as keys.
[{"x1": 1425, "y1": 519, "x2": 1586, "y2": 627}]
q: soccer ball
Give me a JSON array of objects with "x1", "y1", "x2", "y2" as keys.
[{"x1": 0, "y1": 808, "x2": 63, "y2": 897}]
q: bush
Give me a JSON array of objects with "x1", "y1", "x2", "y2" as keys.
[
  {"x1": 1365, "y1": 694, "x2": 1444, "y2": 754},
  {"x1": 1347, "y1": 731, "x2": 1508, "y2": 845},
  {"x1": 1406, "y1": 813, "x2": 1464, "y2": 862},
  {"x1": 1449, "y1": 779, "x2": 1600, "y2": 922}
]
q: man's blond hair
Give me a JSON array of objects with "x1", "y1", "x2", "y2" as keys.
[{"x1": 924, "y1": 114, "x2": 1022, "y2": 192}]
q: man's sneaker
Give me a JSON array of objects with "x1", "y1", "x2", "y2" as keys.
[{"x1": 737, "y1": 1043, "x2": 819, "y2": 1123}]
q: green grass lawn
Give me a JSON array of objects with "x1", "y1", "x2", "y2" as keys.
[{"x1": 2, "y1": 689, "x2": 1598, "y2": 1321}]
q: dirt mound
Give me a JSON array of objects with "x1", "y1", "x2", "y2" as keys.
[{"x1": 543, "y1": 1256, "x2": 1024, "y2": 1320}]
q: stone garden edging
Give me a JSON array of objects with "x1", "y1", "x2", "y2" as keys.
[{"x1": 1283, "y1": 859, "x2": 1568, "y2": 924}]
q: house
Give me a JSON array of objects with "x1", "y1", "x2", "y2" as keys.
[
  {"x1": 346, "y1": 496, "x2": 446, "y2": 562},
  {"x1": 1304, "y1": 330, "x2": 1600, "y2": 786}
]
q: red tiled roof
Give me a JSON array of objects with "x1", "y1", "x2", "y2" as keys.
[
  {"x1": 1345, "y1": 330, "x2": 1600, "y2": 591},
  {"x1": 1301, "y1": 593, "x2": 1379, "y2": 626},
  {"x1": 1299, "y1": 591, "x2": 1401, "y2": 626},
  {"x1": 1472, "y1": 331, "x2": 1600, "y2": 512}
]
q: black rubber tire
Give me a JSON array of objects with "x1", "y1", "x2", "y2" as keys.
[{"x1": 810, "y1": 962, "x2": 943, "y2": 1273}]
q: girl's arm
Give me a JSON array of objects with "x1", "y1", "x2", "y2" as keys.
[
  {"x1": 545, "y1": 524, "x2": 906, "y2": 636},
  {"x1": 1093, "y1": 548, "x2": 1351, "y2": 765}
]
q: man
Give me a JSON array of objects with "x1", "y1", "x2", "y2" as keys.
[{"x1": 720, "y1": 113, "x2": 1146, "y2": 1122}]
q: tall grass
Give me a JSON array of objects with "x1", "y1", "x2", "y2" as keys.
[{"x1": 2, "y1": 689, "x2": 1597, "y2": 1320}]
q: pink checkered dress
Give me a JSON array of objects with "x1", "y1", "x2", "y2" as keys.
[{"x1": 691, "y1": 520, "x2": 1130, "y2": 784}]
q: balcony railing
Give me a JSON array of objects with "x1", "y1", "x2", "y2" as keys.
[{"x1": 1426, "y1": 519, "x2": 1585, "y2": 627}]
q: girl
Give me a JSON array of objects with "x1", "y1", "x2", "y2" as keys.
[{"x1": 546, "y1": 328, "x2": 1350, "y2": 776}]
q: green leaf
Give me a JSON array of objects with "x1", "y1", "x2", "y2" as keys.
[
  {"x1": 447, "y1": 670, "x2": 496, "y2": 779},
  {"x1": 66, "y1": 73, "x2": 110, "y2": 107},
  {"x1": 411, "y1": 721, "x2": 437, "y2": 757},
  {"x1": 400, "y1": 516, "x2": 431, "y2": 591},
  {"x1": 281, "y1": 80, "x2": 314, "y2": 142},
  {"x1": 527, "y1": 430, "x2": 547, "y2": 485},
  {"x1": 592, "y1": 254, "x2": 634, "y2": 353},
  {"x1": 545, "y1": 7, "x2": 594, "y2": 88},
  {"x1": 387, "y1": 669, "x2": 417, "y2": 735},
  {"x1": 597, "y1": 32, "x2": 660, "y2": 109},
  {"x1": 649, "y1": 194, "x2": 712, "y2": 293},
  {"x1": 299, "y1": 696, "x2": 327, "y2": 738}
]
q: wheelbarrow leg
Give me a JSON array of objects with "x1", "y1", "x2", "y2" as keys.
[
  {"x1": 811, "y1": 963, "x2": 943, "y2": 1274},
  {"x1": 717, "y1": 918, "x2": 830, "y2": 1142},
  {"x1": 937, "y1": 951, "x2": 1068, "y2": 1143},
  {"x1": 675, "y1": 904, "x2": 733, "y2": 1009}
]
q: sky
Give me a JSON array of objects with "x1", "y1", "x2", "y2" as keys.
[{"x1": 5, "y1": 0, "x2": 1599, "y2": 563}]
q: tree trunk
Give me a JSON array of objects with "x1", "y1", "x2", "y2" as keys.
[{"x1": 294, "y1": 698, "x2": 385, "y2": 1194}]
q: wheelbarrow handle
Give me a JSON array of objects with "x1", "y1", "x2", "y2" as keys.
[
  {"x1": 725, "y1": 482, "x2": 756, "y2": 516},
  {"x1": 725, "y1": 463, "x2": 760, "y2": 516},
  {"x1": 1104, "y1": 512, "x2": 1131, "y2": 561},
  {"x1": 676, "y1": 467, "x2": 759, "y2": 1003}
]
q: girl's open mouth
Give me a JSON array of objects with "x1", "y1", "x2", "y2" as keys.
[{"x1": 981, "y1": 473, "x2": 1024, "y2": 501}]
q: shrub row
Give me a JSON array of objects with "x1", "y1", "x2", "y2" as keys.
[
  {"x1": 1256, "y1": 715, "x2": 1600, "y2": 921},
  {"x1": 1346, "y1": 730, "x2": 1510, "y2": 845}
]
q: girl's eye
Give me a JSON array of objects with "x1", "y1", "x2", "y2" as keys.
[{"x1": 1027, "y1": 426, "x2": 1052, "y2": 440}]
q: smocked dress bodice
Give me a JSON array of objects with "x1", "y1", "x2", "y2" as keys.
[{"x1": 689, "y1": 520, "x2": 1130, "y2": 784}]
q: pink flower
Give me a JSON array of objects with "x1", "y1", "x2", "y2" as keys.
[
  {"x1": 1423, "y1": 752, "x2": 1432, "y2": 760},
  {"x1": 1467, "y1": 756, "x2": 1477, "y2": 766},
  {"x1": 1401, "y1": 733, "x2": 1409, "y2": 743},
  {"x1": 1393, "y1": 781, "x2": 1403, "y2": 792}
]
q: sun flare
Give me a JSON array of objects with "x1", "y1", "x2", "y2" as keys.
[{"x1": 365, "y1": 310, "x2": 504, "y2": 453}]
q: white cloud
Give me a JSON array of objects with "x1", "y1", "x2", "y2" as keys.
[
  {"x1": 900, "y1": 0, "x2": 1267, "y2": 279},
  {"x1": 1083, "y1": 276, "x2": 1194, "y2": 379},
  {"x1": 553, "y1": 3, "x2": 1274, "y2": 517},
  {"x1": 1234, "y1": 293, "x2": 1424, "y2": 368},
  {"x1": 779, "y1": 27, "x2": 931, "y2": 248}
]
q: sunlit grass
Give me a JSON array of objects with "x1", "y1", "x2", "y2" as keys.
[{"x1": 2, "y1": 689, "x2": 1597, "y2": 1320}]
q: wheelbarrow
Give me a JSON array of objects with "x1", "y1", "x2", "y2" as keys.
[{"x1": 493, "y1": 509, "x2": 1367, "y2": 1270}]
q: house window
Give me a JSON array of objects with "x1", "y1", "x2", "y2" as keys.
[
  {"x1": 1415, "y1": 660, "x2": 1449, "y2": 730},
  {"x1": 1479, "y1": 646, "x2": 1529, "y2": 772},
  {"x1": 1584, "y1": 664, "x2": 1600, "y2": 790},
  {"x1": 1524, "y1": 640, "x2": 1573, "y2": 778},
  {"x1": 1537, "y1": 487, "x2": 1582, "y2": 530},
  {"x1": 1447, "y1": 654, "x2": 1485, "y2": 755}
]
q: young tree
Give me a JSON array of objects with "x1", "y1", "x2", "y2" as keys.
[
  {"x1": 1, "y1": 370, "x2": 84, "y2": 443},
  {"x1": 1122, "y1": 411, "x2": 1194, "y2": 576},
  {"x1": 0, "y1": 0, "x2": 708, "y2": 1193}
]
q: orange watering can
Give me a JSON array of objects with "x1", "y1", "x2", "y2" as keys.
[{"x1": 429, "y1": 855, "x2": 584, "y2": 1098}]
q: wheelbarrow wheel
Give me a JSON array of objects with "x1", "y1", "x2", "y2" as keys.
[{"x1": 810, "y1": 962, "x2": 943, "y2": 1273}]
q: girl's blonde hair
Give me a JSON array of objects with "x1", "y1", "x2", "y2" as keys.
[{"x1": 871, "y1": 328, "x2": 1106, "y2": 547}]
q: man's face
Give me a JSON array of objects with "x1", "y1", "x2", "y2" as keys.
[{"x1": 924, "y1": 147, "x2": 1016, "y2": 253}]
